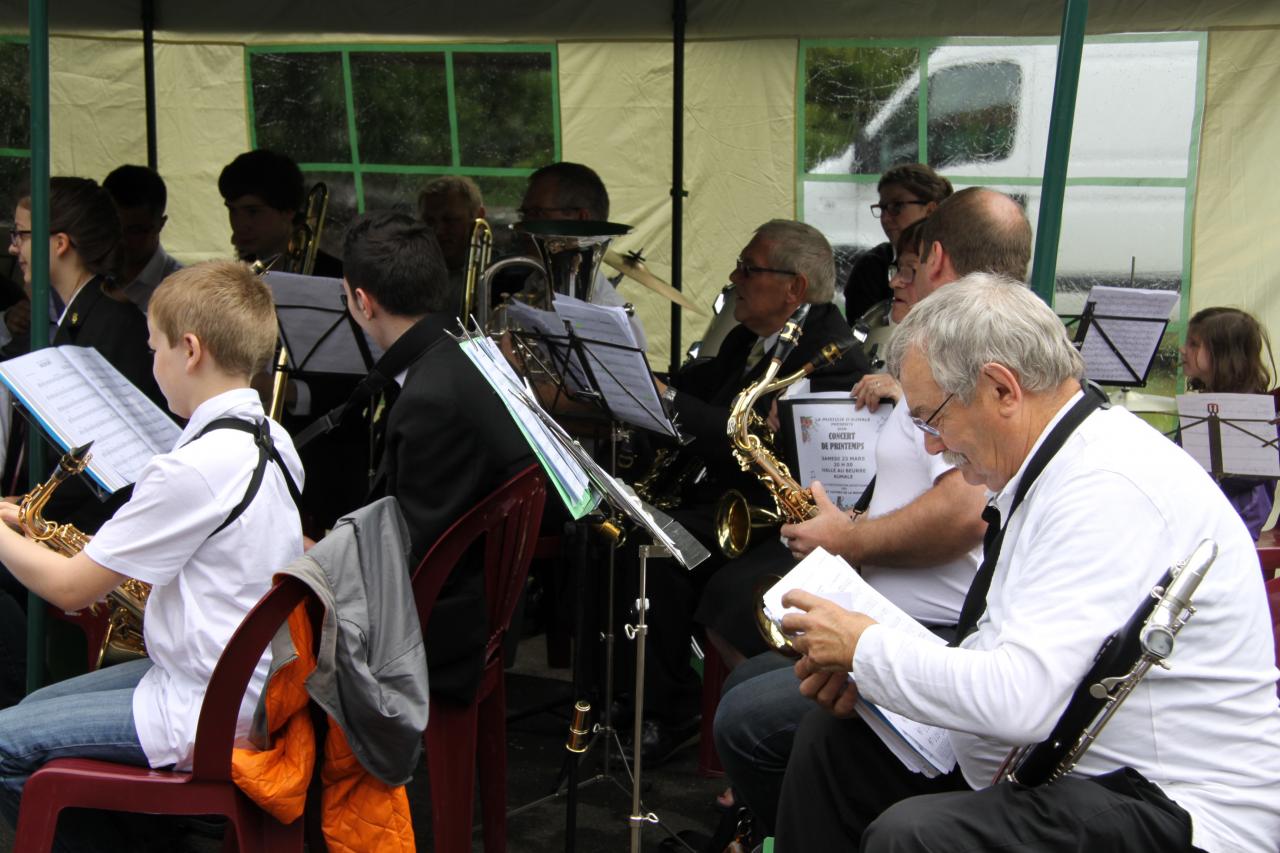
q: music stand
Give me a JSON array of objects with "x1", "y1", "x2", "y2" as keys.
[
  {"x1": 1176, "y1": 393, "x2": 1280, "y2": 483},
  {"x1": 453, "y1": 327, "x2": 707, "y2": 853},
  {"x1": 264, "y1": 272, "x2": 381, "y2": 380},
  {"x1": 1062, "y1": 285, "x2": 1179, "y2": 388}
]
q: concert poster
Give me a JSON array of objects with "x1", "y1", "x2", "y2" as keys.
[{"x1": 778, "y1": 396, "x2": 891, "y2": 509}]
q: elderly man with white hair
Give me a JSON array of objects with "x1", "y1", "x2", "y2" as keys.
[{"x1": 773, "y1": 274, "x2": 1280, "y2": 853}]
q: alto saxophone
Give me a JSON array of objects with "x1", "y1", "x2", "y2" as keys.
[
  {"x1": 18, "y1": 442, "x2": 151, "y2": 667},
  {"x1": 716, "y1": 304, "x2": 849, "y2": 560}
]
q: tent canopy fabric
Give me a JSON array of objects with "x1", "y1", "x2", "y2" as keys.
[{"x1": 2, "y1": 2, "x2": 1277, "y2": 369}]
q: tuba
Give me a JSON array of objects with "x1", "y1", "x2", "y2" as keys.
[{"x1": 18, "y1": 443, "x2": 150, "y2": 667}]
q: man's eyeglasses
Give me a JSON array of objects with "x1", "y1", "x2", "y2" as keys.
[
  {"x1": 8, "y1": 228, "x2": 31, "y2": 246},
  {"x1": 735, "y1": 257, "x2": 797, "y2": 278},
  {"x1": 888, "y1": 262, "x2": 916, "y2": 285},
  {"x1": 517, "y1": 206, "x2": 579, "y2": 220},
  {"x1": 911, "y1": 392, "x2": 955, "y2": 438},
  {"x1": 870, "y1": 200, "x2": 927, "y2": 219}
]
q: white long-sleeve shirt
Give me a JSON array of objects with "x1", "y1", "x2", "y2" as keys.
[{"x1": 853, "y1": 396, "x2": 1280, "y2": 853}]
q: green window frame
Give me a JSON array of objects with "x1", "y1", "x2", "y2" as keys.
[
  {"x1": 796, "y1": 33, "x2": 1207, "y2": 398},
  {"x1": 243, "y1": 42, "x2": 562, "y2": 214}
]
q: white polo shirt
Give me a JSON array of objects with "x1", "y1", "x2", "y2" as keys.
[
  {"x1": 853, "y1": 399, "x2": 1280, "y2": 852},
  {"x1": 85, "y1": 388, "x2": 304, "y2": 771}
]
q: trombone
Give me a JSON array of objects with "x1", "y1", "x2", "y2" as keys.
[{"x1": 267, "y1": 182, "x2": 330, "y2": 421}]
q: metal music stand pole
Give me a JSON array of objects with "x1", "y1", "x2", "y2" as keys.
[{"x1": 628, "y1": 542, "x2": 670, "y2": 853}]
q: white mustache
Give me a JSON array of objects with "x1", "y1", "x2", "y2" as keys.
[{"x1": 942, "y1": 450, "x2": 970, "y2": 468}]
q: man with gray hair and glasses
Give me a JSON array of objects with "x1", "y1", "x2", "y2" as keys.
[
  {"x1": 772, "y1": 274, "x2": 1280, "y2": 852},
  {"x1": 622, "y1": 218, "x2": 870, "y2": 764}
]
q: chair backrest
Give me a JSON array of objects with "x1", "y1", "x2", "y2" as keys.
[
  {"x1": 190, "y1": 574, "x2": 312, "y2": 782},
  {"x1": 412, "y1": 465, "x2": 547, "y2": 667}
]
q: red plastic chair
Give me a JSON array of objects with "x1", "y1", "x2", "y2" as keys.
[
  {"x1": 412, "y1": 465, "x2": 547, "y2": 853},
  {"x1": 1257, "y1": 527, "x2": 1280, "y2": 581},
  {"x1": 14, "y1": 576, "x2": 315, "y2": 853}
]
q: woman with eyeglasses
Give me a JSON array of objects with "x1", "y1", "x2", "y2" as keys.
[
  {"x1": 0, "y1": 177, "x2": 163, "y2": 706},
  {"x1": 844, "y1": 162, "x2": 952, "y2": 325}
]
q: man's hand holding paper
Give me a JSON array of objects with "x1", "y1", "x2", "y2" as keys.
[{"x1": 781, "y1": 588, "x2": 877, "y2": 672}]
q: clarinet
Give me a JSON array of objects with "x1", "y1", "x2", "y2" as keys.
[{"x1": 996, "y1": 539, "x2": 1218, "y2": 786}]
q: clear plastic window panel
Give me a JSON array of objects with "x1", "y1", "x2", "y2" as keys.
[
  {"x1": 349, "y1": 52, "x2": 451, "y2": 166},
  {"x1": 452, "y1": 52, "x2": 554, "y2": 169},
  {"x1": 803, "y1": 46, "x2": 919, "y2": 175},
  {"x1": 251, "y1": 52, "x2": 350, "y2": 164},
  {"x1": 802, "y1": 180, "x2": 885, "y2": 273},
  {"x1": 302, "y1": 170, "x2": 357, "y2": 261},
  {"x1": 0, "y1": 42, "x2": 29, "y2": 151},
  {"x1": 927, "y1": 60, "x2": 1021, "y2": 170},
  {"x1": 1068, "y1": 40, "x2": 1199, "y2": 179},
  {"x1": 360, "y1": 172, "x2": 425, "y2": 217}
]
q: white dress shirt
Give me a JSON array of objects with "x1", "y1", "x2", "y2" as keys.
[
  {"x1": 85, "y1": 389, "x2": 305, "y2": 771},
  {"x1": 852, "y1": 395, "x2": 1280, "y2": 853},
  {"x1": 120, "y1": 244, "x2": 183, "y2": 312}
]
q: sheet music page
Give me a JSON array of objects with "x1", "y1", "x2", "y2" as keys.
[
  {"x1": 456, "y1": 334, "x2": 597, "y2": 518},
  {"x1": 0, "y1": 346, "x2": 181, "y2": 492},
  {"x1": 265, "y1": 271, "x2": 383, "y2": 374},
  {"x1": 551, "y1": 295, "x2": 675, "y2": 438},
  {"x1": 1177, "y1": 392, "x2": 1280, "y2": 477},
  {"x1": 504, "y1": 301, "x2": 591, "y2": 392},
  {"x1": 1080, "y1": 286, "x2": 1179, "y2": 383},
  {"x1": 762, "y1": 547, "x2": 957, "y2": 775}
]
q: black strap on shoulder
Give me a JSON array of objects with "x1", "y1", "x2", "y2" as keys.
[
  {"x1": 951, "y1": 383, "x2": 1109, "y2": 643},
  {"x1": 191, "y1": 417, "x2": 302, "y2": 537},
  {"x1": 292, "y1": 316, "x2": 440, "y2": 450}
]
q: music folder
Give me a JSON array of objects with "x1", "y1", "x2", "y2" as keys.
[
  {"x1": 0, "y1": 346, "x2": 182, "y2": 494},
  {"x1": 264, "y1": 271, "x2": 382, "y2": 376}
]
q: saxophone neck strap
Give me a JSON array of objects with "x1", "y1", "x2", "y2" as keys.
[{"x1": 190, "y1": 417, "x2": 302, "y2": 537}]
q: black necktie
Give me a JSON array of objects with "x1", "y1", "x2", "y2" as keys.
[{"x1": 949, "y1": 386, "x2": 1108, "y2": 645}]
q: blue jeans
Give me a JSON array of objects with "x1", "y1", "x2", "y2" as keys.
[
  {"x1": 0, "y1": 658, "x2": 152, "y2": 853},
  {"x1": 713, "y1": 652, "x2": 808, "y2": 834}
]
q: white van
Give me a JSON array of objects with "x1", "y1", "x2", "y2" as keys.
[{"x1": 804, "y1": 39, "x2": 1201, "y2": 309}]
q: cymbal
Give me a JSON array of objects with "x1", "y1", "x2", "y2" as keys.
[{"x1": 603, "y1": 249, "x2": 707, "y2": 316}]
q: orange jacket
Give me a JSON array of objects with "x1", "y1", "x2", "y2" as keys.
[{"x1": 231, "y1": 602, "x2": 416, "y2": 852}]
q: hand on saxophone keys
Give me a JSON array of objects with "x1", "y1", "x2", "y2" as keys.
[{"x1": 780, "y1": 481, "x2": 853, "y2": 560}]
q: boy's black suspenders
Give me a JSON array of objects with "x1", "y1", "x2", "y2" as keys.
[{"x1": 188, "y1": 417, "x2": 302, "y2": 537}]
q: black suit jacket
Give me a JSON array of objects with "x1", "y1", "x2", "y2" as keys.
[
  {"x1": 668, "y1": 301, "x2": 869, "y2": 505},
  {"x1": 369, "y1": 313, "x2": 534, "y2": 705},
  {"x1": 43, "y1": 279, "x2": 163, "y2": 531}
]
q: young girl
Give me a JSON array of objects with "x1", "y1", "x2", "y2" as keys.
[{"x1": 1181, "y1": 306, "x2": 1276, "y2": 538}]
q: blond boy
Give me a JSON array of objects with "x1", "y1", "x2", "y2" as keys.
[{"x1": 0, "y1": 261, "x2": 303, "y2": 846}]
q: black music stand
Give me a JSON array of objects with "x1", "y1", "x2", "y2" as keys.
[
  {"x1": 1063, "y1": 298, "x2": 1169, "y2": 388},
  {"x1": 264, "y1": 272, "x2": 380, "y2": 382},
  {"x1": 1176, "y1": 397, "x2": 1280, "y2": 484},
  {"x1": 454, "y1": 326, "x2": 706, "y2": 853}
]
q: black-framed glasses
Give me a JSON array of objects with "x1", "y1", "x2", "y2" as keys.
[
  {"x1": 888, "y1": 262, "x2": 916, "y2": 285},
  {"x1": 735, "y1": 256, "x2": 797, "y2": 278},
  {"x1": 8, "y1": 228, "x2": 31, "y2": 246},
  {"x1": 911, "y1": 392, "x2": 955, "y2": 438},
  {"x1": 517, "y1": 206, "x2": 579, "y2": 220},
  {"x1": 339, "y1": 292, "x2": 349, "y2": 311},
  {"x1": 870, "y1": 199, "x2": 927, "y2": 219}
]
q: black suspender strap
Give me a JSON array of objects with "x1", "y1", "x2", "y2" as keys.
[
  {"x1": 951, "y1": 384, "x2": 1109, "y2": 644},
  {"x1": 190, "y1": 417, "x2": 302, "y2": 537}
]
